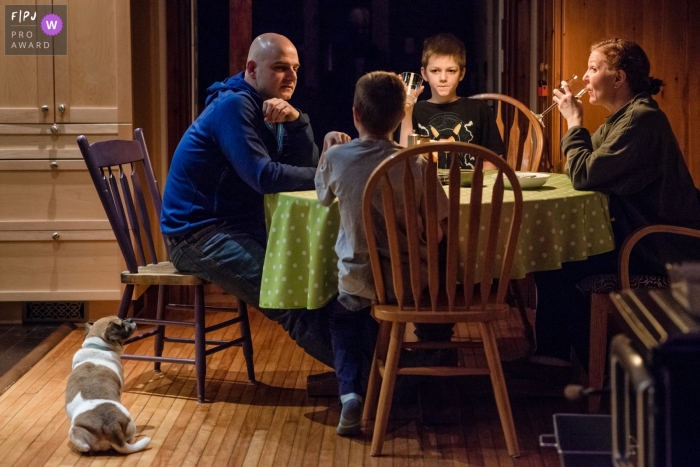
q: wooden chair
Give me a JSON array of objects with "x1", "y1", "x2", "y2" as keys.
[
  {"x1": 578, "y1": 225, "x2": 700, "y2": 412},
  {"x1": 469, "y1": 93, "x2": 545, "y2": 172},
  {"x1": 470, "y1": 93, "x2": 545, "y2": 346},
  {"x1": 361, "y1": 141, "x2": 522, "y2": 457},
  {"x1": 77, "y1": 128, "x2": 255, "y2": 403}
]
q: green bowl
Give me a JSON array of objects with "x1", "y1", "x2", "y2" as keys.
[
  {"x1": 437, "y1": 169, "x2": 474, "y2": 186},
  {"x1": 460, "y1": 170, "x2": 474, "y2": 187}
]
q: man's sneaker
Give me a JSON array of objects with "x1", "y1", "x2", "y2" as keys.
[{"x1": 337, "y1": 393, "x2": 363, "y2": 436}]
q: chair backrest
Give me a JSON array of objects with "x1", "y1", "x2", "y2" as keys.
[
  {"x1": 618, "y1": 225, "x2": 700, "y2": 289},
  {"x1": 470, "y1": 93, "x2": 545, "y2": 172},
  {"x1": 362, "y1": 141, "x2": 523, "y2": 312},
  {"x1": 78, "y1": 128, "x2": 165, "y2": 274}
]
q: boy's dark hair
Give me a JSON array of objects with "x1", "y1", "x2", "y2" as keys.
[
  {"x1": 353, "y1": 71, "x2": 406, "y2": 136},
  {"x1": 421, "y1": 33, "x2": 466, "y2": 69}
]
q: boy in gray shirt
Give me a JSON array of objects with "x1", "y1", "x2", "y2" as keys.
[{"x1": 315, "y1": 71, "x2": 448, "y2": 436}]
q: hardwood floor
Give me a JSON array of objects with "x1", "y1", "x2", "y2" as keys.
[
  {"x1": 0, "y1": 307, "x2": 586, "y2": 466},
  {"x1": 0, "y1": 324, "x2": 60, "y2": 378}
]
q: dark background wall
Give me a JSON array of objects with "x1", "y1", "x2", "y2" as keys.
[{"x1": 197, "y1": 0, "x2": 491, "y2": 149}]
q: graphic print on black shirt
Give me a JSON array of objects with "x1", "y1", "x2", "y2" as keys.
[
  {"x1": 418, "y1": 112, "x2": 475, "y2": 168},
  {"x1": 411, "y1": 98, "x2": 505, "y2": 170}
]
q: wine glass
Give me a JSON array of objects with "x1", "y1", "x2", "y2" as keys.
[{"x1": 532, "y1": 75, "x2": 587, "y2": 127}]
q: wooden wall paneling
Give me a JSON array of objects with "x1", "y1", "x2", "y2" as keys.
[
  {"x1": 550, "y1": 0, "x2": 562, "y2": 172},
  {"x1": 166, "y1": 0, "x2": 192, "y2": 165},
  {"x1": 688, "y1": 0, "x2": 700, "y2": 182},
  {"x1": 551, "y1": 0, "x2": 700, "y2": 185},
  {"x1": 536, "y1": 0, "x2": 554, "y2": 170},
  {"x1": 229, "y1": 0, "x2": 252, "y2": 76},
  {"x1": 657, "y1": 0, "x2": 689, "y2": 170},
  {"x1": 131, "y1": 0, "x2": 169, "y2": 266},
  {"x1": 502, "y1": 0, "x2": 532, "y2": 104},
  {"x1": 163, "y1": 0, "x2": 195, "y2": 308}
]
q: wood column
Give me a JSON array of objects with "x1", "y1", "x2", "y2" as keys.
[{"x1": 229, "y1": 0, "x2": 252, "y2": 76}]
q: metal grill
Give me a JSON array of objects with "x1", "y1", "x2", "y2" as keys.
[{"x1": 23, "y1": 302, "x2": 85, "y2": 323}]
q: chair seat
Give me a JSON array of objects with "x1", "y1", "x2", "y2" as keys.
[
  {"x1": 372, "y1": 302, "x2": 510, "y2": 323},
  {"x1": 121, "y1": 261, "x2": 206, "y2": 286},
  {"x1": 372, "y1": 285, "x2": 511, "y2": 323},
  {"x1": 576, "y1": 273, "x2": 669, "y2": 294}
]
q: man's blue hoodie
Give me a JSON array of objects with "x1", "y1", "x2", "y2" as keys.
[{"x1": 161, "y1": 72, "x2": 318, "y2": 243}]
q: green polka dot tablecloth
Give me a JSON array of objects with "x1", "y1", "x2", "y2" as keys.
[{"x1": 261, "y1": 173, "x2": 614, "y2": 309}]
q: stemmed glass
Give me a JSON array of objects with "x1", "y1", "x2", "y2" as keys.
[{"x1": 532, "y1": 75, "x2": 587, "y2": 127}]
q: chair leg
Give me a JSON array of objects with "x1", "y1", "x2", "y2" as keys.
[
  {"x1": 370, "y1": 322, "x2": 405, "y2": 457},
  {"x1": 194, "y1": 285, "x2": 207, "y2": 403},
  {"x1": 117, "y1": 285, "x2": 134, "y2": 319},
  {"x1": 480, "y1": 322, "x2": 520, "y2": 457},
  {"x1": 509, "y1": 279, "x2": 535, "y2": 349},
  {"x1": 153, "y1": 285, "x2": 166, "y2": 372},
  {"x1": 363, "y1": 320, "x2": 391, "y2": 422},
  {"x1": 238, "y1": 300, "x2": 255, "y2": 382},
  {"x1": 588, "y1": 293, "x2": 612, "y2": 413}
]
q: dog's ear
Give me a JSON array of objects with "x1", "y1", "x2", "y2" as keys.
[
  {"x1": 105, "y1": 321, "x2": 132, "y2": 343},
  {"x1": 84, "y1": 322, "x2": 93, "y2": 338}
]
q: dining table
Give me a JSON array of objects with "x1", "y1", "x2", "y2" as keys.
[{"x1": 260, "y1": 172, "x2": 615, "y2": 310}]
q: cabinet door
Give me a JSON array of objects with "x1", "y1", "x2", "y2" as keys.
[
  {"x1": 53, "y1": 0, "x2": 132, "y2": 123},
  {"x1": 0, "y1": 0, "x2": 54, "y2": 124},
  {"x1": 0, "y1": 159, "x2": 112, "y2": 228},
  {"x1": 0, "y1": 122, "x2": 132, "y2": 160},
  {"x1": 0, "y1": 230, "x2": 121, "y2": 301}
]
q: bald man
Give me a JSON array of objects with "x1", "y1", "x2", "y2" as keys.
[{"x1": 161, "y1": 33, "x2": 351, "y2": 372}]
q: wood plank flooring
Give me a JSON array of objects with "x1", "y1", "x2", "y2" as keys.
[{"x1": 0, "y1": 307, "x2": 585, "y2": 466}]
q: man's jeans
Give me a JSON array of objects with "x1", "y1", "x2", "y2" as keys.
[{"x1": 169, "y1": 223, "x2": 340, "y2": 368}]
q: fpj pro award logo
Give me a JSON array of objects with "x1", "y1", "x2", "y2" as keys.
[{"x1": 5, "y1": 5, "x2": 67, "y2": 55}]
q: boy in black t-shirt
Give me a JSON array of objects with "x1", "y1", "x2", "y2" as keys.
[{"x1": 399, "y1": 33, "x2": 504, "y2": 169}]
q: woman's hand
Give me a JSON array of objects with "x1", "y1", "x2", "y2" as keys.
[{"x1": 553, "y1": 80, "x2": 584, "y2": 129}]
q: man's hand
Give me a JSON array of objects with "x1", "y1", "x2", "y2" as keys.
[
  {"x1": 322, "y1": 131, "x2": 351, "y2": 153},
  {"x1": 262, "y1": 98, "x2": 300, "y2": 123}
]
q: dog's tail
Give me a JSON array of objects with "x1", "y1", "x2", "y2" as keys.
[
  {"x1": 113, "y1": 436, "x2": 151, "y2": 454},
  {"x1": 104, "y1": 422, "x2": 151, "y2": 454}
]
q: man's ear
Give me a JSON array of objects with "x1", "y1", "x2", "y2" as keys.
[
  {"x1": 84, "y1": 322, "x2": 93, "y2": 338},
  {"x1": 246, "y1": 60, "x2": 257, "y2": 78},
  {"x1": 420, "y1": 67, "x2": 428, "y2": 82},
  {"x1": 458, "y1": 67, "x2": 466, "y2": 82}
]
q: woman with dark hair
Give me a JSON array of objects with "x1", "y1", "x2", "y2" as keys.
[{"x1": 511, "y1": 39, "x2": 700, "y2": 379}]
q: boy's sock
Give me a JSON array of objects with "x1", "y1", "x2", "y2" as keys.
[{"x1": 337, "y1": 392, "x2": 363, "y2": 436}]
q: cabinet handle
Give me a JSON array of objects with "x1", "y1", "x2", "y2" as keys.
[
  {"x1": 52, "y1": 232, "x2": 60, "y2": 240},
  {"x1": 58, "y1": 104, "x2": 65, "y2": 113},
  {"x1": 50, "y1": 161, "x2": 58, "y2": 169},
  {"x1": 50, "y1": 124, "x2": 59, "y2": 134},
  {"x1": 41, "y1": 105, "x2": 49, "y2": 113}
]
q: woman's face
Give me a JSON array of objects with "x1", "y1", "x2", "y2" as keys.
[{"x1": 583, "y1": 50, "x2": 618, "y2": 109}]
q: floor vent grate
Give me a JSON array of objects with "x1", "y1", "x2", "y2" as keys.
[{"x1": 23, "y1": 302, "x2": 85, "y2": 323}]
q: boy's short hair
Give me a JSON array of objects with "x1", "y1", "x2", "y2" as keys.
[
  {"x1": 353, "y1": 71, "x2": 406, "y2": 136},
  {"x1": 421, "y1": 33, "x2": 466, "y2": 69}
]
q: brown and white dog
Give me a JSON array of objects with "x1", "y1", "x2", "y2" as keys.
[{"x1": 65, "y1": 316, "x2": 151, "y2": 454}]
